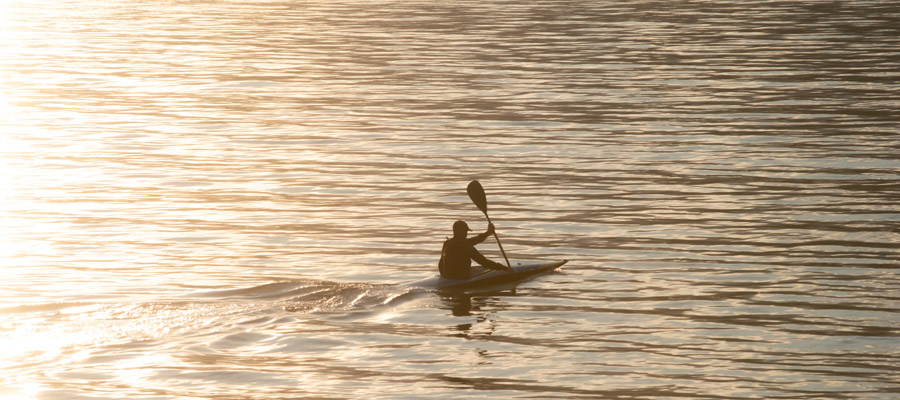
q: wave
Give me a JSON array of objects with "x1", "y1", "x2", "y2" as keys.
[
  {"x1": 0, "y1": 279, "x2": 430, "y2": 320},
  {"x1": 0, "y1": 301, "x2": 99, "y2": 315},
  {"x1": 188, "y1": 279, "x2": 424, "y2": 314}
]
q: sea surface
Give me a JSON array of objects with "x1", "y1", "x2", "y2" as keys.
[{"x1": 1, "y1": 1, "x2": 899, "y2": 399}]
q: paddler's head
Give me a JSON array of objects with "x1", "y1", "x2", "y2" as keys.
[{"x1": 452, "y1": 220, "x2": 471, "y2": 238}]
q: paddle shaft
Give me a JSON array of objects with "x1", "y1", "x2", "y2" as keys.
[{"x1": 483, "y1": 212, "x2": 512, "y2": 269}]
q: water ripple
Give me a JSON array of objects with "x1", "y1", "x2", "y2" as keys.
[{"x1": 1, "y1": 0, "x2": 898, "y2": 398}]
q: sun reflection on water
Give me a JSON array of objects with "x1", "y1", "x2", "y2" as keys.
[
  {"x1": 0, "y1": 382, "x2": 41, "y2": 400},
  {"x1": 0, "y1": 89, "x2": 24, "y2": 272},
  {"x1": 0, "y1": 0, "x2": 896, "y2": 397}
]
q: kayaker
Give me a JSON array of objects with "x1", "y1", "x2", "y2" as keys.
[{"x1": 439, "y1": 220, "x2": 513, "y2": 279}]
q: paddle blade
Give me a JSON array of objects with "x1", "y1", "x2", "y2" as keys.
[{"x1": 467, "y1": 180, "x2": 488, "y2": 214}]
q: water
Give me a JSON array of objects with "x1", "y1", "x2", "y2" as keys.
[{"x1": 1, "y1": 0, "x2": 899, "y2": 398}]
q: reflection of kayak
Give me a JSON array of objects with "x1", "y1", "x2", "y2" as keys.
[{"x1": 407, "y1": 260, "x2": 567, "y2": 290}]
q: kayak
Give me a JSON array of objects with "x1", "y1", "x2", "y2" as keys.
[{"x1": 406, "y1": 260, "x2": 567, "y2": 290}]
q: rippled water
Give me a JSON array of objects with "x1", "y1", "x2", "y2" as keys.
[{"x1": 1, "y1": 0, "x2": 899, "y2": 398}]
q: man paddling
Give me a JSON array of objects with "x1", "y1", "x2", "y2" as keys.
[{"x1": 439, "y1": 220, "x2": 513, "y2": 279}]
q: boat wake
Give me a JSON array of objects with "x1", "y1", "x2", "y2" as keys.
[
  {"x1": 0, "y1": 279, "x2": 434, "y2": 370},
  {"x1": 189, "y1": 279, "x2": 428, "y2": 314}
]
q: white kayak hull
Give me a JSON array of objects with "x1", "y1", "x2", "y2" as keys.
[{"x1": 406, "y1": 260, "x2": 567, "y2": 290}]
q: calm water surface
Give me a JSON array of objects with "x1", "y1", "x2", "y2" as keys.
[{"x1": 1, "y1": 1, "x2": 899, "y2": 398}]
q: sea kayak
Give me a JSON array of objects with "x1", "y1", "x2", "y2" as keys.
[{"x1": 407, "y1": 260, "x2": 567, "y2": 290}]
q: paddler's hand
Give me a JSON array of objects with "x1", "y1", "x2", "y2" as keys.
[
  {"x1": 487, "y1": 260, "x2": 504, "y2": 271},
  {"x1": 491, "y1": 261, "x2": 513, "y2": 273},
  {"x1": 487, "y1": 223, "x2": 495, "y2": 234}
]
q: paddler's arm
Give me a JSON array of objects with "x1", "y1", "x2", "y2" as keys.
[
  {"x1": 467, "y1": 223, "x2": 495, "y2": 246},
  {"x1": 469, "y1": 247, "x2": 513, "y2": 273}
]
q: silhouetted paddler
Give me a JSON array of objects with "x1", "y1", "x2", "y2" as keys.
[{"x1": 438, "y1": 220, "x2": 512, "y2": 279}]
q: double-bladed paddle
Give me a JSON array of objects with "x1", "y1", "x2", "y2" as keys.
[{"x1": 467, "y1": 180, "x2": 513, "y2": 272}]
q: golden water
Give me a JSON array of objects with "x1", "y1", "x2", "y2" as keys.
[{"x1": 1, "y1": 1, "x2": 898, "y2": 398}]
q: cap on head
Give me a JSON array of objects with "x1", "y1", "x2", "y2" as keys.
[{"x1": 452, "y1": 220, "x2": 471, "y2": 236}]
